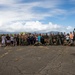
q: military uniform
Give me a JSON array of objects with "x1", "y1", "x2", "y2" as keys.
[
  {"x1": 56, "y1": 34, "x2": 61, "y2": 45},
  {"x1": 49, "y1": 34, "x2": 53, "y2": 45}
]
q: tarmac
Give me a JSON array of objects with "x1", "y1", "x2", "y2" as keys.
[{"x1": 0, "y1": 46, "x2": 75, "y2": 75}]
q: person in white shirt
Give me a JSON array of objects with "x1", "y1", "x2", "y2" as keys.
[
  {"x1": 10, "y1": 34, "x2": 14, "y2": 46},
  {"x1": 1, "y1": 34, "x2": 6, "y2": 46},
  {"x1": 66, "y1": 33, "x2": 70, "y2": 42}
]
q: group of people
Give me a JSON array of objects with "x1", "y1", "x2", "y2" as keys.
[{"x1": 0, "y1": 30, "x2": 75, "y2": 47}]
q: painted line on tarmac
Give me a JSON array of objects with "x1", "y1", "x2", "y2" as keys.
[
  {"x1": 16, "y1": 48, "x2": 23, "y2": 51},
  {"x1": 0, "y1": 52, "x2": 9, "y2": 58},
  {"x1": 0, "y1": 48, "x2": 12, "y2": 58},
  {"x1": 39, "y1": 46, "x2": 49, "y2": 49},
  {"x1": 4, "y1": 46, "x2": 12, "y2": 50}
]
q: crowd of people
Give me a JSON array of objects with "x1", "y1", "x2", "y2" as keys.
[{"x1": 0, "y1": 30, "x2": 75, "y2": 47}]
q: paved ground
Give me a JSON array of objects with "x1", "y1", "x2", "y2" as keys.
[{"x1": 0, "y1": 46, "x2": 75, "y2": 75}]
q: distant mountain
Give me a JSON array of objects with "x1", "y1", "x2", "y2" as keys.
[
  {"x1": 0, "y1": 32, "x2": 19, "y2": 34},
  {"x1": 0, "y1": 31, "x2": 61, "y2": 34},
  {"x1": 47, "y1": 31, "x2": 60, "y2": 34}
]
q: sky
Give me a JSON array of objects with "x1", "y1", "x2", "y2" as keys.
[{"x1": 0, "y1": 0, "x2": 75, "y2": 33}]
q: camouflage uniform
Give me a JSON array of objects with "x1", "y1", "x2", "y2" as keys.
[
  {"x1": 73, "y1": 33, "x2": 75, "y2": 45},
  {"x1": 49, "y1": 34, "x2": 53, "y2": 45},
  {"x1": 52, "y1": 35, "x2": 57, "y2": 45},
  {"x1": 56, "y1": 34, "x2": 61, "y2": 45},
  {"x1": 44, "y1": 33, "x2": 49, "y2": 45}
]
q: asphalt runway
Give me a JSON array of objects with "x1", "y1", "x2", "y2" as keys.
[{"x1": 0, "y1": 46, "x2": 75, "y2": 75}]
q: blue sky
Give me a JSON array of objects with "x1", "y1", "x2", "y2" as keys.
[{"x1": 0, "y1": 0, "x2": 75, "y2": 33}]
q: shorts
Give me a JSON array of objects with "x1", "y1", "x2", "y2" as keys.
[
  {"x1": 7, "y1": 40, "x2": 10, "y2": 43},
  {"x1": 11, "y1": 41, "x2": 13, "y2": 44}
]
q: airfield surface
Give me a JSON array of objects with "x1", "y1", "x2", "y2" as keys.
[{"x1": 0, "y1": 46, "x2": 75, "y2": 75}]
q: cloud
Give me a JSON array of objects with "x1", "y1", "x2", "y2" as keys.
[
  {"x1": 0, "y1": 0, "x2": 67, "y2": 25},
  {"x1": 0, "y1": 0, "x2": 74, "y2": 33},
  {"x1": 0, "y1": 0, "x2": 16, "y2": 4},
  {"x1": 66, "y1": 26, "x2": 73, "y2": 30},
  {"x1": 0, "y1": 21, "x2": 73, "y2": 33}
]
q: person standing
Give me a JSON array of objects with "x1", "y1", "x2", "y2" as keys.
[
  {"x1": 38, "y1": 34, "x2": 42, "y2": 43},
  {"x1": 16, "y1": 34, "x2": 19, "y2": 46},
  {"x1": 66, "y1": 33, "x2": 70, "y2": 44},
  {"x1": 6, "y1": 34, "x2": 10, "y2": 46},
  {"x1": 0, "y1": 35, "x2": 1, "y2": 47},
  {"x1": 69, "y1": 32, "x2": 74, "y2": 45},
  {"x1": 1, "y1": 34, "x2": 6, "y2": 46},
  {"x1": 73, "y1": 32, "x2": 75, "y2": 45},
  {"x1": 56, "y1": 33, "x2": 61, "y2": 45},
  {"x1": 14, "y1": 34, "x2": 17, "y2": 46},
  {"x1": 49, "y1": 34, "x2": 53, "y2": 45},
  {"x1": 10, "y1": 34, "x2": 14, "y2": 46}
]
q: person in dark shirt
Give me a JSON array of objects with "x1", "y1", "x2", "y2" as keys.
[
  {"x1": 60, "y1": 32, "x2": 64, "y2": 45},
  {"x1": 73, "y1": 32, "x2": 75, "y2": 45},
  {"x1": 6, "y1": 34, "x2": 10, "y2": 46},
  {"x1": 16, "y1": 34, "x2": 19, "y2": 46},
  {"x1": 56, "y1": 33, "x2": 61, "y2": 45},
  {"x1": 49, "y1": 34, "x2": 53, "y2": 45},
  {"x1": 44, "y1": 33, "x2": 49, "y2": 44},
  {"x1": 27, "y1": 34, "x2": 31, "y2": 45},
  {"x1": 41, "y1": 34, "x2": 45, "y2": 45}
]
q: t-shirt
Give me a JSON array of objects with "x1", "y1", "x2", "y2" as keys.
[
  {"x1": 6, "y1": 36, "x2": 10, "y2": 40},
  {"x1": 2, "y1": 36, "x2": 6, "y2": 41},
  {"x1": 38, "y1": 36, "x2": 41, "y2": 42},
  {"x1": 1, "y1": 36, "x2": 6, "y2": 44},
  {"x1": 70, "y1": 34, "x2": 73, "y2": 39},
  {"x1": 66, "y1": 35, "x2": 70, "y2": 40},
  {"x1": 10, "y1": 36, "x2": 14, "y2": 41}
]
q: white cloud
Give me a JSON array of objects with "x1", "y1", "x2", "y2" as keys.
[
  {"x1": 0, "y1": 1, "x2": 67, "y2": 26},
  {"x1": 0, "y1": 21, "x2": 73, "y2": 33},
  {"x1": 0, "y1": 0, "x2": 16, "y2": 4},
  {"x1": 66, "y1": 26, "x2": 73, "y2": 30},
  {"x1": 0, "y1": 0, "x2": 74, "y2": 33},
  {"x1": 37, "y1": 0, "x2": 63, "y2": 8},
  {"x1": 0, "y1": 0, "x2": 69, "y2": 23}
]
